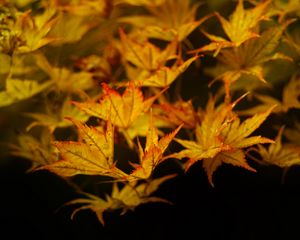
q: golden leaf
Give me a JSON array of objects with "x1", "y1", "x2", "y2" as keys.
[
  {"x1": 203, "y1": 21, "x2": 293, "y2": 94},
  {"x1": 240, "y1": 74, "x2": 300, "y2": 115},
  {"x1": 128, "y1": 118, "x2": 183, "y2": 180},
  {"x1": 66, "y1": 174, "x2": 175, "y2": 225},
  {"x1": 73, "y1": 82, "x2": 162, "y2": 129},
  {"x1": 0, "y1": 79, "x2": 52, "y2": 108},
  {"x1": 254, "y1": 127, "x2": 300, "y2": 168},
  {"x1": 41, "y1": 119, "x2": 128, "y2": 179},
  {"x1": 172, "y1": 96, "x2": 274, "y2": 186},
  {"x1": 192, "y1": 0, "x2": 270, "y2": 54},
  {"x1": 119, "y1": 0, "x2": 207, "y2": 41},
  {"x1": 25, "y1": 99, "x2": 90, "y2": 132}
]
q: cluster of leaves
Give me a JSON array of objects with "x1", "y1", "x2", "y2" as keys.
[{"x1": 1, "y1": 0, "x2": 300, "y2": 225}]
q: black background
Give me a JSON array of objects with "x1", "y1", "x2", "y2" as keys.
[{"x1": 1, "y1": 156, "x2": 300, "y2": 240}]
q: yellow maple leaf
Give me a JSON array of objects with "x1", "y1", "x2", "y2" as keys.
[
  {"x1": 10, "y1": 129, "x2": 57, "y2": 168},
  {"x1": 172, "y1": 96, "x2": 274, "y2": 186},
  {"x1": 47, "y1": 12, "x2": 93, "y2": 45},
  {"x1": 35, "y1": 54, "x2": 95, "y2": 92},
  {"x1": 66, "y1": 174, "x2": 175, "y2": 225},
  {"x1": 120, "y1": 29, "x2": 178, "y2": 71},
  {"x1": 119, "y1": 0, "x2": 208, "y2": 41},
  {"x1": 25, "y1": 99, "x2": 90, "y2": 132},
  {"x1": 40, "y1": 119, "x2": 128, "y2": 179},
  {"x1": 128, "y1": 117, "x2": 182, "y2": 180},
  {"x1": 239, "y1": 74, "x2": 300, "y2": 115},
  {"x1": 203, "y1": 21, "x2": 293, "y2": 98},
  {"x1": 73, "y1": 82, "x2": 162, "y2": 129},
  {"x1": 15, "y1": 8, "x2": 58, "y2": 53},
  {"x1": 192, "y1": 0, "x2": 270, "y2": 54},
  {"x1": 135, "y1": 56, "x2": 198, "y2": 88},
  {"x1": 126, "y1": 110, "x2": 172, "y2": 139},
  {"x1": 0, "y1": 79, "x2": 52, "y2": 108},
  {"x1": 252, "y1": 127, "x2": 300, "y2": 168},
  {"x1": 120, "y1": 30, "x2": 197, "y2": 87}
]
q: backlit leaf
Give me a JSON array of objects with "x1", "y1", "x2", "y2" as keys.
[
  {"x1": 129, "y1": 117, "x2": 183, "y2": 179},
  {"x1": 119, "y1": 0, "x2": 206, "y2": 41},
  {"x1": 41, "y1": 119, "x2": 128, "y2": 178},
  {"x1": 240, "y1": 74, "x2": 300, "y2": 115},
  {"x1": 0, "y1": 79, "x2": 52, "y2": 108},
  {"x1": 10, "y1": 129, "x2": 58, "y2": 168},
  {"x1": 172, "y1": 96, "x2": 274, "y2": 185},
  {"x1": 192, "y1": 0, "x2": 270, "y2": 54},
  {"x1": 254, "y1": 127, "x2": 300, "y2": 168},
  {"x1": 204, "y1": 21, "x2": 292, "y2": 94},
  {"x1": 66, "y1": 174, "x2": 175, "y2": 225},
  {"x1": 15, "y1": 8, "x2": 58, "y2": 53},
  {"x1": 73, "y1": 82, "x2": 162, "y2": 129},
  {"x1": 25, "y1": 99, "x2": 90, "y2": 132}
]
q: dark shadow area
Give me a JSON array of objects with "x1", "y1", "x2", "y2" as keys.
[{"x1": 1, "y1": 156, "x2": 300, "y2": 240}]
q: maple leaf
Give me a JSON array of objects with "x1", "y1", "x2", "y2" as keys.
[
  {"x1": 192, "y1": 0, "x2": 270, "y2": 54},
  {"x1": 172, "y1": 96, "x2": 274, "y2": 186},
  {"x1": 205, "y1": 21, "x2": 293, "y2": 97},
  {"x1": 25, "y1": 99, "x2": 90, "y2": 132},
  {"x1": 120, "y1": 30, "x2": 197, "y2": 87},
  {"x1": 74, "y1": 54, "x2": 113, "y2": 82},
  {"x1": 35, "y1": 54, "x2": 95, "y2": 92},
  {"x1": 0, "y1": 79, "x2": 52, "y2": 108},
  {"x1": 126, "y1": 110, "x2": 172, "y2": 139},
  {"x1": 238, "y1": 93, "x2": 282, "y2": 116},
  {"x1": 120, "y1": 29, "x2": 178, "y2": 71},
  {"x1": 134, "y1": 56, "x2": 198, "y2": 88},
  {"x1": 66, "y1": 174, "x2": 175, "y2": 225},
  {"x1": 240, "y1": 74, "x2": 300, "y2": 115},
  {"x1": 223, "y1": 26, "x2": 290, "y2": 78},
  {"x1": 128, "y1": 117, "x2": 183, "y2": 180},
  {"x1": 73, "y1": 82, "x2": 161, "y2": 129},
  {"x1": 10, "y1": 129, "x2": 58, "y2": 168},
  {"x1": 119, "y1": 0, "x2": 209, "y2": 41},
  {"x1": 40, "y1": 119, "x2": 128, "y2": 179},
  {"x1": 252, "y1": 127, "x2": 300, "y2": 168},
  {"x1": 171, "y1": 96, "x2": 238, "y2": 165},
  {"x1": 14, "y1": 8, "x2": 58, "y2": 53},
  {"x1": 156, "y1": 99, "x2": 198, "y2": 129},
  {"x1": 47, "y1": 12, "x2": 94, "y2": 45}
]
